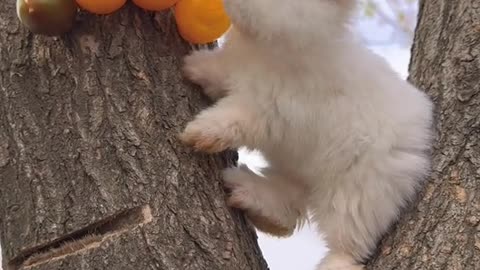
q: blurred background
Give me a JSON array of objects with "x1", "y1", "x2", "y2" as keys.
[{"x1": 0, "y1": 0, "x2": 418, "y2": 268}]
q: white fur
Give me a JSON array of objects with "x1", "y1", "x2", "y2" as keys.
[{"x1": 180, "y1": 0, "x2": 433, "y2": 269}]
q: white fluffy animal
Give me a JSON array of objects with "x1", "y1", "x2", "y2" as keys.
[{"x1": 180, "y1": 0, "x2": 433, "y2": 269}]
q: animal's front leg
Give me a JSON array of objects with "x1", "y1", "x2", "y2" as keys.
[
  {"x1": 180, "y1": 96, "x2": 259, "y2": 153},
  {"x1": 183, "y1": 49, "x2": 229, "y2": 100}
]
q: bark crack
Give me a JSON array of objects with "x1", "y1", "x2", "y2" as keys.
[{"x1": 8, "y1": 205, "x2": 152, "y2": 270}]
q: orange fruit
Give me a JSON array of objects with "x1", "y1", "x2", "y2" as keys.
[
  {"x1": 174, "y1": 0, "x2": 231, "y2": 44},
  {"x1": 76, "y1": 0, "x2": 126, "y2": 14},
  {"x1": 133, "y1": 0, "x2": 179, "y2": 11}
]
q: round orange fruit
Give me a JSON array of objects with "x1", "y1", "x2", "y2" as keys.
[
  {"x1": 133, "y1": 0, "x2": 179, "y2": 11},
  {"x1": 174, "y1": 0, "x2": 231, "y2": 44},
  {"x1": 76, "y1": 0, "x2": 126, "y2": 15}
]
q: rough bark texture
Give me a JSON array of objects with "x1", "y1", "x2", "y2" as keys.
[
  {"x1": 367, "y1": 0, "x2": 480, "y2": 269},
  {"x1": 0, "y1": 3, "x2": 267, "y2": 270}
]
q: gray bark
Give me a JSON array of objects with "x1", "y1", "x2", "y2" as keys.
[
  {"x1": 367, "y1": 0, "x2": 480, "y2": 269},
  {"x1": 0, "y1": 3, "x2": 267, "y2": 270}
]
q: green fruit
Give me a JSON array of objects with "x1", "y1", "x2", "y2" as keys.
[{"x1": 17, "y1": 0, "x2": 78, "y2": 36}]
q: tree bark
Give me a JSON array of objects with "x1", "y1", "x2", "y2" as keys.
[
  {"x1": 367, "y1": 0, "x2": 480, "y2": 269},
  {"x1": 0, "y1": 3, "x2": 267, "y2": 270}
]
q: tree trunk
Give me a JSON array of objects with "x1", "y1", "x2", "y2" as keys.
[
  {"x1": 367, "y1": 0, "x2": 480, "y2": 269},
  {"x1": 0, "y1": 3, "x2": 267, "y2": 270}
]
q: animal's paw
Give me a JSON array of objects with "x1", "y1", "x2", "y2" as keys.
[
  {"x1": 222, "y1": 167, "x2": 295, "y2": 237},
  {"x1": 222, "y1": 167, "x2": 259, "y2": 209},
  {"x1": 179, "y1": 120, "x2": 232, "y2": 153},
  {"x1": 183, "y1": 50, "x2": 227, "y2": 99},
  {"x1": 182, "y1": 50, "x2": 214, "y2": 87}
]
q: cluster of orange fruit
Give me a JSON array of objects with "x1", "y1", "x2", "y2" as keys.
[{"x1": 16, "y1": 0, "x2": 231, "y2": 44}]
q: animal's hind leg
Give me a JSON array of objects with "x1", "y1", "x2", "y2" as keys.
[{"x1": 223, "y1": 166, "x2": 307, "y2": 237}]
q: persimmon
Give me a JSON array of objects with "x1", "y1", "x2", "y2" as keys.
[
  {"x1": 174, "y1": 0, "x2": 231, "y2": 44},
  {"x1": 76, "y1": 0, "x2": 126, "y2": 15},
  {"x1": 16, "y1": 0, "x2": 78, "y2": 36},
  {"x1": 132, "y1": 0, "x2": 179, "y2": 11}
]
